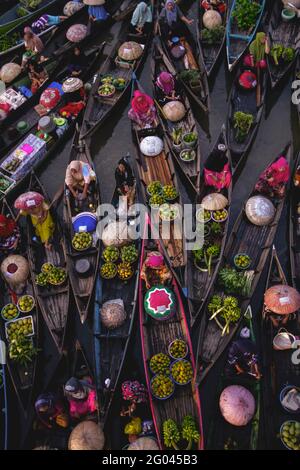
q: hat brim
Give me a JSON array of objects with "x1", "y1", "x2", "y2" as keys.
[{"x1": 83, "y1": 0, "x2": 106, "y2": 5}]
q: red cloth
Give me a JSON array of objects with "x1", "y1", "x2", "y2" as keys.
[
  {"x1": 204, "y1": 162, "x2": 232, "y2": 190},
  {"x1": 131, "y1": 90, "x2": 153, "y2": 115},
  {"x1": 68, "y1": 389, "x2": 97, "y2": 419},
  {"x1": 259, "y1": 156, "x2": 290, "y2": 188},
  {"x1": 59, "y1": 101, "x2": 85, "y2": 117},
  {"x1": 238, "y1": 70, "x2": 257, "y2": 89},
  {"x1": 0, "y1": 215, "x2": 16, "y2": 238}
]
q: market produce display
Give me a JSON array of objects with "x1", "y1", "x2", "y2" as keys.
[
  {"x1": 41, "y1": 262, "x2": 54, "y2": 274},
  {"x1": 17, "y1": 295, "x2": 35, "y2": 313},
  {"x1": 159, "y1": 203, "x2": 180, "y2": 222},
  {"x1": 48, "y1": 267, "x2": 67, "y2": 286},
  {"x1": 102, "y1": 246, "x2": 119, "y2": 263},
  {"x1": 6, "y1": 316, "x2": 34, "y2": 341},
  {"x1": 35, "y1": 272, "x2": 49, "y2": 287},
  {"x1": 280, "y1": 421, "x2": 300, "y2": 450},
  {"x1": 72, "y1": 232, "x2": 93, "y2": 251},
  {"x1": 98, "y1": 84, "x2": 115, "y2": 98},
  {"x1": 149, "y1": 353, "x2": 171, "y2": 374},
  {"x1": 168, "y1": 339, "x2": 188, "y2": 359},
  {"x1": 1, "y1": 303, "x2": 19, "y2": 321},
  {"x1": 162, "y1": 185, "x2": 178, "y2": 201},
  {"x1": 234, "y1": 253, "x2": 252, "y2": 270},
  {"x1": 120, "y1": 244, "x2": 138, "y2": 264},
  {"x1": 151, "y1": 374, "x2": 175, "y2": 399},
  {"x1": 147, "y1": 181, "x2": 163, "y2": 195},
  {"x1": 100, "y1": 262, "x2": 117, "y2": 280},
  {"x1": 117, "y1": 262, "x2": 134, "y2": 281},
  {"x1": 212, "y1": 209, "x2": 228, "y2": 223},
  {"x1": 170, "y1": 359, "x2": 193, "y2": 385}
]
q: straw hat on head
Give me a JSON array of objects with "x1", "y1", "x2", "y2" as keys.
[
  {"x1": 83, "y1": 0, "x2": 106, "y2": 5},
  {"x1": 38, "y1": 116, "x2": 56, "y2": 134},
  {"x1": 62, "y1": 77, "x2": 83, "y2": 93}
]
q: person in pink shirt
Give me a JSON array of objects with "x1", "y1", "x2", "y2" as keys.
[{"x1": 64, "y1": 377, "x2": 98, "y2": 421}]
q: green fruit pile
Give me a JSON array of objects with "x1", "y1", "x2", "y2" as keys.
[
  {"x1": 150, "y1": 353, "x2": 171, "y2": 374},
  {"x1": 6, "y1": 317, "x2": 33, "y2": 341},
  {"x1": 98, "y1": 84, "x2": 115, "y2": 97},
  {"x1": 169, "y1": 339, "x2": 187, "y2": 359},
  {"x1": 72, "y1": 232, "x2": 93, "y2": 251},
  {"x1": 100, "y1": 262, "x2": 117, "y2": 280},
  {"x1": 102, "y1": 246, "x2": 119, "y2": 263},
  {"x1": 35, "y1": 272, "x2": 48, "y2": 286},
  {"x1": 212, "y1": 209, "x2": 228, "y2": 222},
  {"x1": 159, "y1": 203, "x2": 179, "y2": 222},
  {"x1": 171, "y1": 360, "x2": 193, "y2": 385},
  {"x1": 18, "y1": 295, "x2": 34, "y2": 313},
  {"x1": 117, "y1": 262, "x2": 133, "y2": 281},
  {"x1": 41, "y1": 262, "x2": 54, "y2": 274},
  {"x1": 149, "y1": 194, "x2": 165, "y2": 208},
  {"x1": 147, "y1": 181, "x2": 162, "y2": 195},
  {"x1": 101, "y1": 75, "x2": 114, "y2": 84},
  {"x1": 48, "y1": 267, "x2": 67, "y2": 285},
  {"x1": 281, "y1": 421, "x2": 300, "y2": 450},
  {"x1": 1, "y1": 303, "x2": 18, "y2": 321},
  {"x1": 112, "y1": 77, "x2": 126, "y2": 89},
  {"x1": 121, "y1": 244, "x2": 138, "y2": 264},
  {"x1": 234, "y1": 254, "x2": 251, "y2": 269},
  {"x1": 151, "y1": 374, "x2": 174, "y2": 399},
  {"x1": 162, "y1": 185, "x2": 178, "y2": 201}
]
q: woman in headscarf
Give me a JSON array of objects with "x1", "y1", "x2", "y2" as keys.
[
  {"x1": 64, "y1": 377, "x2": 98, "y2": 421},
  {"x1": 128, "y1": 90, "x2": 157, "y2": 129},
  {"x1": 130, "y1": 1, "x2": 153, "y2": 35},
  {"x1": 65, "y1": 160, "x2": 95, "y2": 200},
  {"x1": 248, "y1": 32, "x2": 270, "y2": 68},
  {"x1": 155, "y1": 71, "x2": 180, "y2": 104},
  {"x1": 22, "y1": 27, "x2": 44, "y2": 67},
  {"x1": 204, "y1": 145, "x2": 232, "y2": 190},
  {"x1": 27, "y1": 59, "x2": 48, "y2": 93},
  {"x1": 0, "y1": 214, "x2": 20, "y2": 253},
  {"x1": 225, "y1": 328, "x2": 261, "y2": 380},
  {"x1": 141, "y1": 251, "x2": 172, "y2": 289},
  {"x1": 35, "y1": 393, "x2": 68, "y2": 429},
  {"x1": 67, "y1": 46, "x2": 87, "y2": 77},
  {"x1": 255, "y1": 156, "x2": 290, "y2": 199},
  {"x1": 159, "y1": 0, "x2": 193, "y2": 42}
]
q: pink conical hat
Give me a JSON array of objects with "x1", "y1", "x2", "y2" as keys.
[{"x1": 146, "y1": 252, "x2": 164, "y2": 269}]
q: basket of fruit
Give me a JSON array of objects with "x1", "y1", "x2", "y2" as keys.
[
  {"x1": 120, "y1": 244, "x2": 138, "y2": 264},
  {"x1": 102, "y1": 246, "x2": 119, "y2": 263},
  {"x1": 149, "y1": 353, "x2": 171, "y2": 375},
  {"x1": 112, "y1": 77, "x2": 126, "y2": 90},
  {"x1": 147, "y1": 181, "x2": 163, "y2": 196},
  {"x1": 149, "y1": 193, "x2": 165, "y2": 208},
  {"x1": 196, "y1": 208, "x2": 211, "y2": 223},
  {"x1": 17, "y1": 295, "x2": 35, "y2": 313},
  {"x1": 280, "y1": 421, "x2": 300, "y2": 450},
  {"x1": 150, "y1": 374, "x2": 175, "y2": 400},
  {"x1": 35, "y1": 272, "x2": 48, "y2": 287},
  {"x1": 170, "y1": 359, "x2": 193, "y2": 385},
  {"x1": 117, "y1": 262, "x2": 134, "y2": 281},
  {"x1": 1, "y1": 303, "x2": 19, "y2": 322},
  {"x1": 162, "y1": 185, "x2": 178, "y2": 202},
  {"x1": 182, "y1": 132, "x2": 197, "y2": 148},
  {"x1": 168, "y1": 339, "x2": 188, "y2": 360},
  {"x1": 98, "y1": 83, "x2": 115, "y2": 98},
  {"x1": 179, "y1": 149, "x2": 196, "y2": 162},
  {"x1": 100, "y1": 262, "x2": 117, "y2": 280},
  {"x1": 41, "y1": 262, "x2": 54, "y2": 274},
  {"x1": 159, "y1": 203, "x2": 180, "y2": 222},
  {"x1": 5, "y1": 315, "x2": 34, "y2": 341},
  {"x1": 100, "y1": 74, "x2": 114, "y2": 84},
  {"x1": 234, "y1": 253, "x2": 251, "y2": 270},
  {"x1": 212, "y1": 208, "x2": 228, "y2": 223},
  {"x1": 48, "y1": 267, "x2": 67, "y2": 286},
  {"x1": 72, "y1": 232, "x2": 93, "y2": 251}
]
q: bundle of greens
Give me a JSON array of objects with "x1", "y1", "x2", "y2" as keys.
[
  {"x1": 218, "y1": 267, "x2": 254, "y2": 296},
  {"x1": 163, "y1": 416, "x2": 201, "y2": 450},
  {"x1": 208, "y1": 295, "x2": 241, "y2": 336},
  {"x1": 233, "y1": 111, "x2": 254, "y2": 143},
  {"x1": 193, "y1": 243, "x2": 221, "y2": 275},
  {"x1": 232, "y1": 0, "x2": 261, "y2": 31},
  {"x1": 270, "y1": 44, "x2": 295, "y2": 66},
  {"x1": 201, "y1": 26, "x2": 225, "y2": 45}
]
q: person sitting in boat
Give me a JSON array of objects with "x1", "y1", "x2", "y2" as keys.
[
  {"x1": 201, "y1": 0, "x2": 226, "y2": 14},
  {"x1": 225, "y1": 327, "x2": 261, "y2": 380},
  {"x1": 244, "y1": 32, "x2": 269, "y2": 69},
  {"x1": 22, "y1": 27, "x2": 44, "y2": 68},
  {"x1": 141, "y1": 251, "x2": 172, "y2": 289},
  {"x1": 67, "y1": 46, "x2": 87, "y2": 77},
  {"x1": 31, "y1": 14, "x2": 68, "y2": 34},
  {"x1": 60, "y1": 77, "x2": 86, "y2": 117},
  {"x1": 0, "y1": 214, "x2": 20, "y2": 254},
  {"x1": 65, "y1": 160, "x2": 96, "y2": 201},
  {"x1": 204, "y1": 145, "x2": 232, "y2": 190},
  {"x1": 130, "y1": 1, "x2": 153, "y2": 35},
  {"x1": 87, "y1": 1, "x2": 109, "y2": 36},
  {"x1": 27, "y1": 59, "x2": 48, "y2": 94},
  {"x1": 64, "y1": 377, "x2": 98, "y2": 421},
  {"x1": 128, "y1": 90, "x2": 157, "y2": 129},
  {"x1": 35, "y1": 393, "x2": 69, "y2": 429},
  {"x1": 159, "y1": 0, "x2": 194, "y2": 43},
  {"x1": 255, "y1": 156, "x2": 290, "y2": 199},
  {"x1": 155, "y1": 71, "x2": 180, "y2": 105},
  {"x1": 115, "y1": 158, "x2": 136, "y2": 205}
]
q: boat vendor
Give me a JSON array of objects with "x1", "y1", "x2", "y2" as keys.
[
  {"x1": 60, "y1": 77, "x2": 86, "y2": 117},
  {"x1": 201, "y1": 0, "x2": 226, "y2": 14},
  {"x1": 115, "y1": 158, "x2": 135, "y2": 204},
  {"x1": 128, "y1": 90, "x2": 157, "y2": 128},
  {"x1": 22, "y1": 27, "x2": 44, "y2": 68},
  {"x1": 158, "y1": 0, "x2": 194, "y2": 43},
  {"x1": 245, "y1": 32, "x2": 270, "y2": 68},
  {"x1": 64, "y1": 377, "x2": 98, "y2": 421},
  {"x1": 225, "y1": 327, "x2": 261, "y2": 380},
  {"x1": 35, "y1": 393, "x2": 69, "y2": 429},
  {"x1": 155, "y1": 71, "x2": 180, "y2": 104},
  {"x1": 65, "y1": 160, "x2": 95, "y2": 200},
  {"x1": 0, "y1": 214, "x2": 20, "y2": 254},
  {"x1": 14, "y1": 191, "x2": 55, "y2": 251},
  {"x1": 255, "y1": 156, "x2": 290, "y2": 199},
  {"x1": 87, "y1": 0, "x2": 109, "y2": 36},
  {"x1": 31, "y1": 14, "x2": 68, "y2": 34},
  {"x1": 67, "y1": 46, "x2": 87, "y2": 77},
  {"x1": 141, "y1": 251, "x2": 172, "y2": 289},
  {"x1": 27, "y1": 59, "x2": 49, "y2": 93},
  {"x1": 130, "y1": 1, "x2": 153, "y2": 35},
  {"x1": 204, "y1": 146, "x2": 232, "y2": 190}
]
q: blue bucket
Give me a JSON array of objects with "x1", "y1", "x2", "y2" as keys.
[{"x1": 72, "y1": 212, "x2": 97, "y2": 233}]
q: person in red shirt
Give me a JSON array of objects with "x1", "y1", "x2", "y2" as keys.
[{"x1": 64, "y1": 377, "x2": 98, "y2": 421}]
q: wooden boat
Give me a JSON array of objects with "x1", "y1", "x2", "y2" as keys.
[
  {"x1": 0, "y1": 199, "x2": 39, "y2": 417},
  {"x1": 292, "y1": 55, "x2": 300, "y2": 126},
  {"x1": 261, "y1": 247, "x2": 300, "y2": 450},
  {"x1": 151, "y1": 39, "x2": 201, "y2": 196},
  {"x1": 93, "y1": 168, "x2": 140, "y2": 423},
  {"x1": 267, "y1": 0, "x2": 300, "y2": 89},
  {"x1": 289, "y1": 151, "x2": 300, "y2": 292},
  {"x1": 80, "y1": 0, "x2": 153, "y2": 139},
  {"x1": 0, "y1": 363, "x2": 8, "y2": 449},
  {"x1": 25, "y1": 172, "x2": 70, "y2": 354},
  {"x1": 226, "y1": 0, "x2": 266, "y2": 71},
  {"x1": 207, "y1": 306, "x2": 261, "y2": 450},
  {"x1": 227, "y1": 60, "x2": 267, "y2": 176},
  {"x1": 138, "y1": 214, "x2": 204, "y2": 450},
  {"x1": 185, "y1": 127, "x2": 232, "y2": 326},
  {"x1": 63, "y1": 130, "x2": 100, "y2": 324},
  {"x1": 197, "y1": 0, "x2": 229, "y2": 77},
  {"x1": 157, "y1": 12, "x2": 209, "y2": 113},
  {"x1": 196, "y1": 144, "x2": 291, "y2": 384}
]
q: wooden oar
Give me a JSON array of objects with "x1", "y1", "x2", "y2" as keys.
[{"x1": 256, "y1": 65, "x2": 261, "y2": 107}]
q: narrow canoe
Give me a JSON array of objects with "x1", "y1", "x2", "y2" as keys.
[
  {"x1": 0, "y1": 363, "x2": 8, "y2": 449},
  {"x1": 289, "y1": 151, "x2": 300, "y2": 292}
]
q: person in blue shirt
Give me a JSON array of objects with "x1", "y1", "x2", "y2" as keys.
[
  {"x1": 31, "y1": 14, "x2": 67, "y2": 34},
  {"x1": 129, "y1": 1, "x2": 152, "y2": 35},
  {"x1": 88, "y1": 1, "x2": 109, "y2": 35}
]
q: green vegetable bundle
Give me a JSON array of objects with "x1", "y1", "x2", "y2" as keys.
[
  {"x1": 208, "y1": 295, "x2": 241, "y2": 336},
  {"x1": 218, "y1": 267, "x2": 254, "y2": 296},
  {"x1": 232, "y1": 0, "x2": 261, "y2": 31},
  {"x1": 163, "y1": 415, "x2": 201, "y2": 450}
]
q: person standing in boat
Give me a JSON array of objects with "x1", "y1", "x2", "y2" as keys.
[
  {"x1": 64, "y1": 377, "x2": 98, "y2": 421},
  {"x1": 159, "y1": 0, "x2": 194, "y2": 43},
  {"x1": 225, "y1": 328, "x2": 262, "y2": 380},
  {"x1": 155, "y1": 71, "x2": 180, "y2": 105},
  {"x1": 129, "y1": 1, "x2": 153, "y2": 35},
  {"x1": 115, "y1": 158, "x2": 136, "y2": 207},
  {"x1": 0, "y1": 214, "x2": 20, "y2": 254},
  {"x1": 87, "y1": 0, "x2": 109, "y2": 36},
  {"x1": 128, "y1": 90, "x2": 157, "y2": 128},
  {"x1": 22, "y1": 27, "x2": 44, "y2": 68}
]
